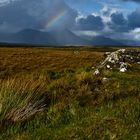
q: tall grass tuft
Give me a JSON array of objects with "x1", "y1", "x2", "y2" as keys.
[{"x1": 0, "y1": 77, "x2": 50, "y2": 126}]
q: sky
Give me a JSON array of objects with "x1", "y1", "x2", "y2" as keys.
[{"x1": 0, "y1": 0, "x2": 140, "y2": 44}]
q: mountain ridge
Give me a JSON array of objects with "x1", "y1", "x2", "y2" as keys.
[{"x1": 0, "y1": 29, "x2": 124, "y2": 46}]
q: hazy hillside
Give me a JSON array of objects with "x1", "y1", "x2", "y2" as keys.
[
  {"x1": 48, "y1": 29, "x2": 89, "y2": 45},
  {"x1": 89, "y1": 36, "x2": 123, "y2": 46},
  {"x1": 0, "y1": 29, "x2": 124, "y2": 46},
  {"x1": 0, "y1": 29, "x2": 56, "y2": 45}
]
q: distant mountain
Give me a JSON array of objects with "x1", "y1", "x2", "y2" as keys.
[
  {"x1": 0, "y1": 29, "x2": 124, "y2": 46},
  {"x1": 119, "y1": 39, "x2": 140, "y2": 46},
  {"x1": 0, "y1": 29, "x2": 56, "y2": 45},
  {"x1": 15, "y1": 29, "x2": 54, "y2": 44},
  {"x1": 89, "y1": 36, "x2": 123, "y2": 46},
  {"x1": 49, "y1": 29, "x2": 89, "y2": 45},
  {"x1": 0, "y1": 32, "x2": 13, "y2": 43}
]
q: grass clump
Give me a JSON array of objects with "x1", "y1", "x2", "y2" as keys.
[{"x1": 0, "y1": 77, "x2": 50, "y2": 128}]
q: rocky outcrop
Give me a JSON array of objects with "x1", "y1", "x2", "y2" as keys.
[{"x1": 94, "y1": 49, "x2": 140, "y2": 74}]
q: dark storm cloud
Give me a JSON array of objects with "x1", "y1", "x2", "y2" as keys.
[
  {"x1": 128, "y1": 9, "x2": 140, "y2": 29},
  {"x1": 121, "y1": 0, "x2": 140, "y2": 2},
  {"x1": 0, "y1": 0, "x2": 77, "y2": 32},
  {"x1": 0, "y1": 0, "x2": 37, "y2": 32},
  {"x1": 108, "y1": 12, "x2": 129, "y2": 32},
  {"x1": 76, "y1": 15, "x2": 104, "y2": 31},
  {"x1": 75, "y1": 7, "x2": 140, "y2": 33},
  {"x1": 108, "y1": 9, "x2": 140, "y2": 32},
  {"x1": 111, "y1": 13, "x2": 127, "y2": 25}
]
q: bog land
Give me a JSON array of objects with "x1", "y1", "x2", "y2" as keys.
[{"x1": 0, "y1": 46, "x2": 140, "y2": 140}]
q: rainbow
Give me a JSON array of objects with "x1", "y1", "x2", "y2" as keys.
[{"x1": 44, "y1": 9, "x2": 67, "y2": 29}]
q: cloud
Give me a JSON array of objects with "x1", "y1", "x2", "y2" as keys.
[
  {"x1": 107, "y1": 28, "x2": 140, "y2": 44},
  {"x1": 0, "y1": 0, "x2": 77, "y2": 32},
  {"x1": 74, "y1": 30, "x2": 100, "y2": 37},
  {"x1": 73, "y1": 5, "x2": 139, "y2": 43},
  {"x1": 107, "y1": 8, "x2": 140, "y2": 33},
  {"x1": 100, "y1": 5, "x2": 122, "y2": 23},
  {"x1": 128, "y1": 28, "x2": 140, "y2": 41},
  {"x1": 0, "y1": 0, "x2": 37, "y2": 32},
  {"x1": 72, "y1": 4, "x2": 140, "y2": 45},
  {"x1": 121, "y1": 0, "x2": 140, "y2": 2},
  {"x1": 128, "y1": 9, "x2": 140, "y2": 29},
  {"x1": 75, "y1": 15, "x2": 104, "y2": 31},
  {"x1": 111, "y1": 13, "x2": 127, "y2": 25},
  {"x1": 108, "y1": 12, "x2": 129, "y2": 32}
]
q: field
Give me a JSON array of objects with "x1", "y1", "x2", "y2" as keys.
[
  {"x1": 0, "y1": 47, "x2": 105, "y2": 77},
  {"x1": 0, "y1": 47, "x2": 140, "y2": 140}
]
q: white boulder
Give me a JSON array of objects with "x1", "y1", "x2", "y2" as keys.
[
  {"x1": 120, "y1": 68, "x2": 127, "y2": 72},
  {"x1": 106, "y1": 65, "x2": 111, "y2": 69},
  {"x1": 119, "y1": 62, "x2": 127, "y2": 72},
  {"x1": 94, "y1": 69, "x2": 100, "y2": 75}
]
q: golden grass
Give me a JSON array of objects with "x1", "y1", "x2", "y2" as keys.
[{"x1": 0, "y1": 47, "x2": 104, "y2": 78}]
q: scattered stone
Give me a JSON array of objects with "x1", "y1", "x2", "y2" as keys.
[
  {"x1": 119, "y1": 49, "x2": 126, "y2": 53},
  {"x1": 96, "y1": 49, "x2": 140, "y2": 73},
  {"x1": 74, "y1": 51, "x2": 80, "y2": 55},
  {"x1": 94, "y1": 69, "x2": 100, "y2": 75},
  {"x1": 93, "y1": 49, "x2": 140, "y2": 77},
  {"x1": 104, "y1": 52, "x2": 111, "y2": 57},
  {"x1": 106, "y1": 65, "x2": 111, "y2": 69},
  {"x1": 91, "y1": 66, "x2": 95, "y2": 69},
  {"x1": 119, "y1": 63, "x2": 128, "y2": 72},
  {"x1": 105, "y1": 52, "x2": 111, "y2": 55},
  {"x1": 120, "y1": 68, "x2": 127, "y2": 72},
  {"x1": 102, "y1": 77, "x2": 109, "y2": 83},
  {"x1": 94, "y1": 87, "x2": 100, "y2": 92}
]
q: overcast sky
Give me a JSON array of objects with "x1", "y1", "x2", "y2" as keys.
[{"x1": 0, "y1": 0, "x2": 140, "y2": 43}]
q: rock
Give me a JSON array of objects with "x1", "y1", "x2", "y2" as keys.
[
  {"x1": 74, "y1": 51, "x2": 79, "y2": 55},
  {"x1": 105, "y1": 52, "x2": 111, "y2": 55},
  {"x1": 104, "y1": 52, "x2": 111, "y2": 57},
  {"x1": 118, "y1": 49, "x2": 126, "y2": 53},
  {"x1": 91, "y1": 66, "x2": 95, "y2": 69},
  {"x1": 119, "y1": 62, "x2": 127, "y2": 72},
  {"x1": 102, "y1": 77, "x2": 109, "y2": 83},
  {"x1": 97, "y1": 49, "x2": 139, "y2": 73},
  {"x1": 106, "y1": 65, "x2": 111, "y2": 69},
  {"x1": 120, "y1": 62, "x2": 127, "y2": 69},
  {"x1": 94, "y1": 69, "x2": 100, "y2": 75},
  {"x1": 108, "y1": 58, "x2": 115, "y2": 63},
  {"x1": 120, "y1": 67, "x2": 127, "y2": 72}
]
